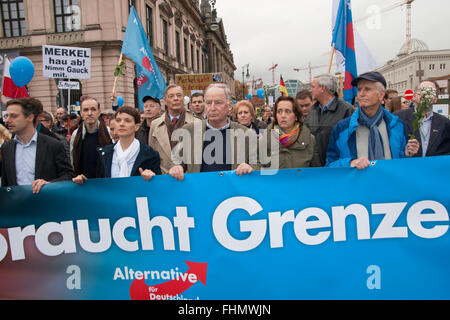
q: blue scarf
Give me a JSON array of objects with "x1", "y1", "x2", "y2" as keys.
[{"x1": 358, "y1": 107, "x2": 385, "y2": 161}]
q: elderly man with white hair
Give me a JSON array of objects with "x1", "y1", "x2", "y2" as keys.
[
  {"x1": 169, "y1": 83, "x2": 258, "y2": 181},
  {"x1": 326, "y1": 72, "x2": 420, "y2": 169},
  {"x1": 305, "y1": 74, "x2": 355, "y2": 167}
]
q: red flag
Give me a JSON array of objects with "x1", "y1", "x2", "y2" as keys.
[{"x1": 2, "y1": 57, "x2": 29, "y2": 99}]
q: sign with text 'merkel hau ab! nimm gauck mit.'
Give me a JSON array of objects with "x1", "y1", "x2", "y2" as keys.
[{"x1": 42, "y1": 45, "x2": 91, "y2": 79}]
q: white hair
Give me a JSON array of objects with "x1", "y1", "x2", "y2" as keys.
[
  {"x1": 315, "y1": 74, "x2": 338, "y2": 96},
  {"x1": 205, "y1": 83, "x2": 232, "y2": 103}
]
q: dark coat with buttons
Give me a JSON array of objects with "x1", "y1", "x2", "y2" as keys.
[
  {"x1": 97, "y1": 141, "x2": 162, "y2": 178},
  {"x1": 1, "y1": 133, "x2": 74, "y2": 187},
  {"x1": 395, "y1": 108, "x2": 450, "y2": 157},
  {"x1": 305, "y1": 98, "x2": 355, "y2": 166}
]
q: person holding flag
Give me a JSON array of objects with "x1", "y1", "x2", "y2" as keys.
[{"x1": 113, "y1": 6, "x2": 167, "y2": 111}]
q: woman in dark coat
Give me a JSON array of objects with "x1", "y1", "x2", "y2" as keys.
[{"x1": 72, "y1": 106, "x2": 161, "y2": 184}]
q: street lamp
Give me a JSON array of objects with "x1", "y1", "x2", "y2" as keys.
[
  {"x1": 209, "y1": 0, "x2": 220, "y2": 31},
  {"x1": 242, "y1": 64, "x2": 250, "y2": 100}
]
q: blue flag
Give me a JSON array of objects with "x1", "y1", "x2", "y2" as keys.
[
  {"x1": 332, "y1": 0, "x2": 358, "y2": 104},
  {"x1": 122, "y1": 6, "x2": 166, "y2": 110}
]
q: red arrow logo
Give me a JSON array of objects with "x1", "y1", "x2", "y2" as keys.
[
  {"x1": 129, "y1": 261, "x2": 208, "y2": 300},
  {"x1": 142, "y1": 56, "x2": 155, "y2": 74}
]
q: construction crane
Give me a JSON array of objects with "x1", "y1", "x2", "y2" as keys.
[
  {"x1": 354, "y1": 0, "x2": 416, "y2": 55},
  {"x1": 268, "y1": 63, "x2": 278, "y2": 86},
  {"x1": 294, "y1": 62, "x2": 328, "y2": 84}
]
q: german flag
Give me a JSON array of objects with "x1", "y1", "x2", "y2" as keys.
[{"x1": 280, "y1": 75, "x2": 288, "y2": 96}]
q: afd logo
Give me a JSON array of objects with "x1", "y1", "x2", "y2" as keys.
[{"x1": 126, "y1": 261, "x2": 208, "y2": 300}]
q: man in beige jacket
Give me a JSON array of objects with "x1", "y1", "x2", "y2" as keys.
[
  {"x1": 169, "y1": 84, "x2": 258, "y2": 181},
  {"x1": 148, "y1": 85, "x2": 199, "y2": 174}
]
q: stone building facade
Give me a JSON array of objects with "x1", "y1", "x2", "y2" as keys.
[
  {"x1": 0, "y1": 0, "x2": 236, "y2": 113},
  {"x1": 376, "y1": 39, "x2": 450, "y2": 94}
]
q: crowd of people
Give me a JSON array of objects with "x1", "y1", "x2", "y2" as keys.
[{"x1": 1, "y1": 71, "x2": 449, "y2": 193}]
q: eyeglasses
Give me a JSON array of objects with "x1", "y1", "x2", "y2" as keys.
[{"x1": 205, "y1": 100, "x2": 226, "y2": 107}]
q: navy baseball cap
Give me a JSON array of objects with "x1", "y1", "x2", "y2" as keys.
[
  {"x1": 142, "y1": 96, "x2": 161, "y2": 105},
  {"x1": 351, "y1": 71, "x2": 387, "y2": 89}
]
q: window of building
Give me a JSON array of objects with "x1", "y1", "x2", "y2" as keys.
[
  {"x1": 146, "y1": 5, "x2": 153, "y2": 47},
  {"x1": 54, "y1": 0, "x2": 80, "y2": 33},
  {"x1": 196, "y1": 49, "x2": 200, "y2": 72},
  {"x1": 190, "y1": 44, "x2": 194, "y2": 69},
  {"x1": 429, "y1": 64, "x2": 435, "y2": 70},
  {"x1": 1, "y1": 0, "x2": 26, "y2": 37},
  {"x1": 183, "y1": 38, "x2": 188, "y2": 66},
  {"x1": 162, "y1": 19, "x2": 169, "y2": 54},
  {"x1": 440, "y1": 64, "x2": 446, "y2": 70},
  {"x1": 176, "y1": 31, "x2": 181, "y2": 63}
]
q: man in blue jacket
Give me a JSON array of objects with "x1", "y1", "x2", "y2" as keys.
[{"x1": 326, "y1": 72, "x2": 420, "y2": 169}]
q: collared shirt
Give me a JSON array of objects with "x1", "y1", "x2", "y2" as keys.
[
  {"x1": 319, "y1": 97, "x2": 336, "y2": 114},
  {"x1": 420, "y1": 111, "x2": 433, "y2": 157},
  {"x1": 169, "y1": 114, "x2": 180, "y2": 124},
  {"x1": 14, "y1": 130, "x2": 38, "y2": 186},
  {"x1": 206, "y1": 120, "x2": 231, "y2": 131}
]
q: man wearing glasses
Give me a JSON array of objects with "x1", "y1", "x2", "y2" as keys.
[{"x1": 169, "y1": 84, "x2": 258, "y2": 181}]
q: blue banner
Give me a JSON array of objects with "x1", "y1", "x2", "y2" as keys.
[{"x1": 0, "y1": 156, "x2": 449, "y2": 300}]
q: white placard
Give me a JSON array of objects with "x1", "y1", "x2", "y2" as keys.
[
  {"x1": 433, "y1": 104, "x2": 449, "y2": 117},
  {"x1": 57, "y1": 81, "x2": 80, "y2": 90},
  {"x1": 42, "y1": 45, "x2": 91, "y2": 79}
]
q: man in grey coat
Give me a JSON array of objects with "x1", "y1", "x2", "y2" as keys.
[{"x1": 305, "y1": 74, "x2": 355, "y2": 166}]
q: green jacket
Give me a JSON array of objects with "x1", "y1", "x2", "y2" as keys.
[{"x1": 260, "y1": 123, "x2": 319, "y2": 170}]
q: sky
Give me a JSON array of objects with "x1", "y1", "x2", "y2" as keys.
[{"x1": 214, "y1": 0, "x2": 450, "y2": 86}]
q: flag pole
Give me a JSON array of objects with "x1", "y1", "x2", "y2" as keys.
[
  {"x1": 327, "y1": 44, "x2": 335, "y2": 74},
  {"x1": 111, "y1": 53, "x2": 123, "y2": 102}
]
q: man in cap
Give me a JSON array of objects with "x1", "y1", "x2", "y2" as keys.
[
  {"x1": 136, "y1": 96, "x2": 162, "y2": 145},
  {"x1": 326, "y1": 72, "x2": 420, "y2": 169}
]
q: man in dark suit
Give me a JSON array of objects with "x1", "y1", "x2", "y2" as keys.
[
  {"x1": 1, "y1": 98, "x2": 74, "y2": 193},
  {"x1": 395, "y1": 80, "x2": 450, "y2": 157}
]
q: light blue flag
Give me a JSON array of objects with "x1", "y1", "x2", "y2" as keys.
[{"x1": 122, "y1": 6, "x2": 166, "y2": 110}]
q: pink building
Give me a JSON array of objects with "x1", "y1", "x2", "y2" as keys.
[{"x1": 0, "y1": 0, "x2": 236, "y2": 113}]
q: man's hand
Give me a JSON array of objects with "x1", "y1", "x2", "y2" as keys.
[
  {"x1": 236, "y1": 163, "x2": 253, "y2": 176},
  {"x1": 139, "y1": 168, "x2": 156, "y2": 182},
  {"x1": 350, "y1": 157, "x2": 371, "y2": 170},
  {"x1": 32, "y1": 179, "x2": 50, "y2": 194},
  {"x1": 169, "y1": 165, "x2": 184, "y2": 181},
  {"x1": 72, "y1": 174, "x2": 87, "y2": 185},
  {"x1": 405, "y1": 139, "x2": 420, "y2": 157}
]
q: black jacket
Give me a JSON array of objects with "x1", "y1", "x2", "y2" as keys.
[
  {"x1": 305, "y1": 98, "x2": 354, "y2": 166},
  {"x1": 395, "y1": 108, "x2": 450, "y2": 157},
  {"x1": 1, "y1": 133, "x2": 74, "y2": 187},
  {"x1": 97, "y1": 141, "x2": 162, "y2": 178}
]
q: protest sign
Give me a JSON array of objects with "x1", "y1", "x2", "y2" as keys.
[{"x1": 42, "y1": 45, "x2": 91, "y2": 79}]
